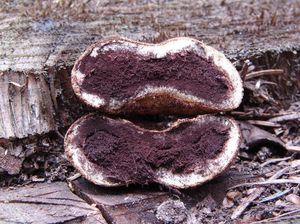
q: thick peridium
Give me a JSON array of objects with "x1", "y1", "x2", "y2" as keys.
[
  {"x1": 77, "y1": 50, "x2": 233, "y2": 104},
  {"x1": 73, "y1": 115, "x2": 230, "y2": 184}
]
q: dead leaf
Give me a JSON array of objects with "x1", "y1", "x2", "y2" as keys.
[
  {"x1": 226, "y1": 191, "x2": 241, "y2": 200},
  {"x1": 239, "y1": 122, "x2": 286, "y2": 151},
  {"x1": 285, "y1": 194, "x2": 300, "y2": 205}
]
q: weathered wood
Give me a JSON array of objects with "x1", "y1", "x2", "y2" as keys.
[
  {"x1": 69, "y1": 171, "x2": 257, "y2": 224},
  {"x1": 0, "y1": 0, "x2": 299, "y2": 140},
  {"x1": 0, "y1": 182, "x2": 107, "y2": 224},
  {"x1": 0, "y1": 72, "x2": 56, "y2": 139},
  {"x1": 69, "y1": 178, "x2": 172, "y2": 224}
]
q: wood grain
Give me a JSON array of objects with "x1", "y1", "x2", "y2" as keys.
[{"x1": 0, "y1": 182, "x2": 107, "y2": 223}]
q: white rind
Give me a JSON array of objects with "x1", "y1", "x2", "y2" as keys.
[
  {"x1": 101, "y1": 38, "x2": 197, "y2": 58},
  {"x1": 82, "y1": 92, "x2": 105, "y2": 108},
  {"x1": 201, "y1": 44, "x2": 243, "y2": 111},
  {"x1": 155, "y1": 116, "x2": 240, "y2": 188},
  {"x1": 64, "y1": 115, "x2": 121, "y2": 186},
  {"x1": 71, "y1": 37, "x2": 243, "y2": 114},
  {"x1": 64, "y1": 114, "x2": 241, "y2": 188},
  {"x1": 90, "y1": 47, "x2": 100, "y2": 57}
]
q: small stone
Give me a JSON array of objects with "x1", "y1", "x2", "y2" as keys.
[{"x1": 156, "y1": 200, "x2": 187, "y2": 224}]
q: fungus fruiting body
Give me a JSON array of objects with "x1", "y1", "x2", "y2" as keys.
[
  {"x1": 72, "y1": 37, "x2": 243, "y2": 115},
  {"x1": 65, "y1": 37, "x2": 243, "y2": 188},
  {"x1": 65, "y1": 114, "x2": 240, "y2": 188}
]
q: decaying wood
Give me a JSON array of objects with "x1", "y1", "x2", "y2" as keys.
[
  {"x1": 69, "y1": 178, "x2": 171, "y2": 224},
  {"x1": 0, "y1": 144, "x2": 24, "y2": 175},
  {"x1": 0, "y1": 182, "x2": 107, "y2": 224},
  {"x1": 0, "y1": 72, "x2": 56, "y2": 139},
  {"x1": 68, "y1": 172, "x2": 256, "y2": 224},
  {"x1": 0, "y1": 0, "x2": 299, "y2": 140},
  {"x1": 0, "y1": 132, "x2": 64, "y2": 177},
  {"x1": 268, "y1": 112, "x2": 300, "y2": 123}
]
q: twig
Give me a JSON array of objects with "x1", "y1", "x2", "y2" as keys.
[
  {"x1": 245, "y1": 69, "x2": 284, "y2": 80},
  {"x1": 260, "y1": 156, "x2": 292, "y2": 167},
  {"x1": 231, "y1": 187, "x2": 265, "y2": 219},
  {"x1": 230, "y1": 111, "x2": 292, "y2": 120},
  {"x1": 240, "y1": 60, "x2": 250, "y2": 82},
  {"x1": 286, "y1": 169, "x2": 300, "y2": 175},
  {"x1": 67, "y1": 173, "x2": 81, "y2": 181},
  {"x1": 8, "y1": 73, "x2": 29, "y2": 92},
  {"x1": 252, "y1": 208, "x2": 300, "y2": 223},
  {"x1": 259, "y1": 188, "x2": 291, "y2": 203},
  {"x1": 232, "y1": 179, "x2": 300, "y2": 188},
  {"x1": 231, "y1": 167, "x2": 290, "y2": 219},
  {"x1": 286, "y1": 145, "x2": 300, "y2": 153},
  {"x1": 56, "y1": 129, "x2": 65, "y2": 139},
  {"x1": 268, "y1": 112, "x2": 300, "y2": 123},
  {"x1": 247, "y1": 120, "x2": 281, "y2": 128}
]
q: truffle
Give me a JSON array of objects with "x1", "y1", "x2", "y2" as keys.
[
  {"x1": 66, "y1": 37, "x2": 243, "y2": 188},
  {"x1": 64, "y1": 113, "x2": 240, "y2": 188},
  {"x1": 72, "y1": 37, "x2": 243, "y2": 115}
]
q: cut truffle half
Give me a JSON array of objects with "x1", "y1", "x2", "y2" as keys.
[
  {"x1": 64, "y1": 113, "x2": 241, "y2": 188},
  {"x1": 72, "y1": 37, "x2": 243, "y2": 115}
]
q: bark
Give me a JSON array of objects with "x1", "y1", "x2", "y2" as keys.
[
  {"x1": 0, "y1": 0, "x2": 299, "y2": 140},
  {"x1": 0, "y1": 182, "x2": 107, "y2": 224}
]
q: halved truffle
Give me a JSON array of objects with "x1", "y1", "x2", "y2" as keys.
[
  {"x1": 72, "y1": 37, "x2": 243, "y2": 115},
  {"x1": 64, "y1": 113, "x2": 240, "y2": 188}
]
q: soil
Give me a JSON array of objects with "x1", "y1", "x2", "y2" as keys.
[
  {"x1": 79, "y1": 49, "x2": 232, "y2": 103},
  {"x1": 74, "y1": 115, "x2": 230, "y2": 184}
]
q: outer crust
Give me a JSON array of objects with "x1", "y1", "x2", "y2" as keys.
[
  {"x1": 64, "y1": 113, "x2": 241, "y2": 189},
  {"x1": 71, "y1": 37, "x2": 243, "y2": 115}
]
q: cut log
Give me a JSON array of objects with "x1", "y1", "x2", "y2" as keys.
[
  {"x1": 0, "y1": 0, "x2": 299, "y2": 139},
  {"x1": 0, "y1": 72, "x2": 56, "y2": 139},
  {"x1": 0, "y1": 182, "x2": 107, "y2": 224}
]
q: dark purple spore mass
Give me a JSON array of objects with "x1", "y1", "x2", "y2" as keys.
[
  {"x1": 78, "y1": 49, "x2": 232, "y2": 103},
  {"x1": 73, "y1": 115, "x2": 230, "y2": 184}
]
